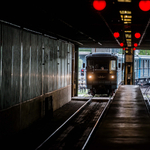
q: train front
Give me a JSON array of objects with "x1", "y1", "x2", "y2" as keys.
[{"x1": 85, "y1": 53, "x2": 118, "y2": 96}]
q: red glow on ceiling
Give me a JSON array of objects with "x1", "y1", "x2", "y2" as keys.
[
  {"x1": 113, "y1": 32, "x2": 120, "y2": 38},
  {"x1": 120, "y1": 43, "x2": 124, "y2": 47},
  {"x1": 133, "y1": 48, "x2": 136, "y2": 51},
  {"x1": 139, "y1": 0, "x2": 150, "y2": 11},
  {"x1": 134, "y1": 43, "x2": 138, "y2": 47},
  {"x1": 135, "y1": 33, "x2": 141, "y2": 39},
  {"x1": 93, "y1": 0, "x2": 106, "y2": 11}
]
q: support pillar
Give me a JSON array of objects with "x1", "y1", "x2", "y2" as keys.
[
  {"x1": 74, "y1": 46, "x2": 79, "y2": 96},
  {"x1": 71, "y1": 45, "x2": 79, "y2": 96},
  {"x1": 124, "y1": 48, "x2": 134, "y2": 85}
]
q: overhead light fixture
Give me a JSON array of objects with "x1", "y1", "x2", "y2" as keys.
[
  {"x1": 113, "y1": 32, "x2": 120, "y2": 38},
  {"x1": 93, "y1": 0, "x2": 106, "y2": 11},
  {"x1": 98, "y1": 42, "x2": 102, "y2": 45},
  {"x1": 120, "y1": 43, "x2": 124, "y2": 47},
  {"x1": 139, "y1": 0, "x2": 150, "y2": 11},
  {"x1": 135, "y1": 32, "x2": 141, "y2": 38},
  {"x1": 134, "y1": 43, "x2": 138, "y2": 47}
]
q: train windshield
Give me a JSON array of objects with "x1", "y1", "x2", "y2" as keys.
[
  {"x1": 110, "y1": 60, "x2": 116, "y2": 70},
  {"x1": 87, "y1": 59, "x2": 109, "y2": 70}
]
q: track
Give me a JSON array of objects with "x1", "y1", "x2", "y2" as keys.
[
  {"x1": 35, "y1": 97, "x2": 112, "y2": 150},
  {"x1": 140, "y1": 86, "x2": 150, "y2": 114}
]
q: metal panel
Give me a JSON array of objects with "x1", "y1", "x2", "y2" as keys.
[
  {"x1": 36, "y1": 35, "x2": 42, "y2": 96},
  {"x1": 67, "y1": 44, "x2": 69, "y2": 86},
  {"x1": 57, "y1": 41, "x2": 62, "y2": 89},
  {"x1": 0, "y1": 22, "x2": 74, "y2": 110},
  {"x1": 0, "y1": 23, "x2": 2, "y2": 109},
  {"x1": 49, "y1": 39, "x2": 54, "y2": 92},
  {"x1": 69, "y1": 44, "x2": 72, "y2": 85},
  {"x1": 22, "y1": 31, "x2": 30, "y2": 101},
  {"x1": 1, "y1": 25, "x2": 13, "y2": 108},
  {"x1": 53, "y1": 40, "x2": 57, "y2": 91},
  {"x1": 51, "y1": 42, "x2": 54, "y2": 91},
  {"x1": 43, "y1": 37, "x2": 49, "y2": 94},
  {"x1": 12, "y1": 27, "x2": 21, "y2": 105},
  {"x1": 62, "y1": 42, "x2": 65, "y2": 88},
  {"x1": 30, "y1": 33, "x2": 38, "y2": 99},
  {"x1": 64, "y1": 43, "x2": 68, "y2": 87}
]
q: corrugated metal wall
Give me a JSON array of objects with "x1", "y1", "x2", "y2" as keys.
[{"x1": 0, "y1": 23, "x2": 73, "y2": 110}]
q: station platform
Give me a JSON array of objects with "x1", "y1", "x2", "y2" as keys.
[{"x1": 87, "y1": 85, "x2": 150, "y2": 150}]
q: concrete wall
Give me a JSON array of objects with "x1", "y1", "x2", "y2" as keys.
[{"x1": 0, "y1": 22, "x2": 73, "y2": 136}]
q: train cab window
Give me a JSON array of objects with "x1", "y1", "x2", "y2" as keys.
[
  {"x1": 110, "y1": 60, "x2": 116, "y2": 70},
  {"x1": 94, "y1": 60, "x2": 109, "y2": 70},
  {"x1": 87, "y1": 60, "x2": 94, "y2": 69}
]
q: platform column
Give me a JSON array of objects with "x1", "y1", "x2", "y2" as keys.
[
  {"x1": 124, "y1": 48, "x2": 134, "y2": 85},
  {"x1": 71, "y1": 45, "x2": 79, "y2": 96}
]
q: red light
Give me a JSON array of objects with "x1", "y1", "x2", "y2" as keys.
[
  {"x1": 113, "y1": 32, "x2": 120, "y2": 38},
  {"x1": 93, "y1": 0, "x2": 106, "y2": 11},
  {"x1": 135, "y1": 33, "x2": 141, "y2": 39},
  {"x1": 123, "y1": 48, "x2": 125, "y2": 51},
  {"x1": 134, "y1": 43, "x2": 138, "y2": 47},
  {"x1": 139, "y1": 0, "x2": 150, "y2": 11},
  {"x1": 120, "y1": 43, "x2": 124, "y2": 47},
  {"x1": 81, "y1": 69, "x2": 84, "y2": 72},
  {"x1": 133, "y1": 48, "x2": 136, "y2": 51}
]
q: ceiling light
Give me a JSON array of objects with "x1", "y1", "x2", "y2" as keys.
[
  {"x1": 93, "y1": 0, "x2": 106, "y2": 11},
  {"x1": 135, "y1": 32, "x2": 141, "y2": 38},
  {"x1": 114, "y1": 32, "x2": 120, "y2": 38},
  {"x1": 139, "y1": 0, "x2": 150, "y2": 11},
  {"x1": 134, "y1": 43, "x2": 138, "y2": 47},
  {"x1": 120, "y1": 43, "x2": 124, "y2": 47}
]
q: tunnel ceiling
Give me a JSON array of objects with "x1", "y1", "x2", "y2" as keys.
[{"x1": 1, "y1": 0, "x2": 150, "y2": 49}]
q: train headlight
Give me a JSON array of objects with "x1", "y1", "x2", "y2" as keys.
[
  {"x1": 89, "y1": 75, "x2": 92, "y2": 79},
  {"x1": 111, "y1": 75, "x2": 115, "y2": 79}
]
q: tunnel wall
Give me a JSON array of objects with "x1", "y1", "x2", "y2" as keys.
[{"x1": 0, "y1": 22, "x2": 73, "y2": 136}]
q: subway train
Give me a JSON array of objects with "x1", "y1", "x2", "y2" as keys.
[
  {"x1": 135, "y1": 55, "x2": 150, "y2": 85},
  {"x1": 84, "y1": 53, "x2": 123, "y2": 96}
]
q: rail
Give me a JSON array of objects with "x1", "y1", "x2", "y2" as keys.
[
  {"x1": 81, "y1": 96, "x2": 111, "y2": 150},
  {"x1": 140, "y1": 86, "x2": 150, "y2": 116},
  {"x1": 35, "y1": 98, "x2": 92, "y2": 150},
  {"x1": 35, "y1": 92, "x2": 116, "y2": 150}
]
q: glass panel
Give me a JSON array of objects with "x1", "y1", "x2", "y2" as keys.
[
  {"x1": 94, "y1": 60, "x2": 109, "y2": 70},
  {"x1": 111, "y1": 60, "x2": 116, "y2": 70},
  {"x1": 87, "y1": 60, "x2": 94, "y2": 69}
]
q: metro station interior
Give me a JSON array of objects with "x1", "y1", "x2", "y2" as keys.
[{"x1": 1, "y1": 0, "x2": 150, "y2": 149}]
